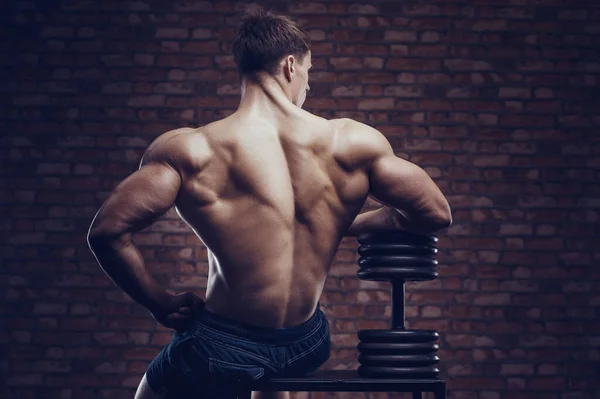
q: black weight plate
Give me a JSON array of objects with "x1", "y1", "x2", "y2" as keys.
[
  {"x1": 358, "y1": 354, "x2": 439, "y2": 366},
  {"x1": 358, "y1": 342, "x2": 439, "y2": 355},
  {"x1": 358, "y1": 329, "x2": 439, "y2": 342},
  {"x1": 358, "y1": 231, "x2": 438, "y2": 246},
  {"x1": 358, "y1": 256, "x2": 438, "y2": 267},
  {"x1": 357, "y1": 365, "x2": 439, "y2": 378},
  {"x1": 358, "y1": 244, "x2": 438, "y2": 257}
]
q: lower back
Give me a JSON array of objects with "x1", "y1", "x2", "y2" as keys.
[
  {"x1": 199, "y1": 217, "x2": 339, "y2": 328},
  {"x1": 204, "y1": 267, "x2": 325, "y2": 328}
]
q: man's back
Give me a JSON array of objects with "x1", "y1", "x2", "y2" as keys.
[{"x1": 164, "y1": 110, "x2": 374, "y2": 328}]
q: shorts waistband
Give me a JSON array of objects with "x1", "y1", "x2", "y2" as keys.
[{"x1": 192, "y1": 303, "x2": 324, "y2": 345}]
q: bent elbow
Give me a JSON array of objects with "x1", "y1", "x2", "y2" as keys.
[
  {"x1": 432, "y1": 207, "x2": 452, "y2": 231},
  {"x1": 437, "y1": 217, "x2": 452, "y2": 231},
  {"x1": 87, "y1": 227, "x2": 109, "y2": 249},
  {"x1": 87, "y1": 223, "x2": 121, "y2": 249},
  {"x1": 417, "y1": 207, "x2": 452, "y2": 234},
  {"x1": 439, "y1": 210, "x2": 453, "y2": 228}
]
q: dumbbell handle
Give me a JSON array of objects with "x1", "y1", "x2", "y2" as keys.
[{"x1": 392, "y1": 280, "x2": 405, "y2": 329}]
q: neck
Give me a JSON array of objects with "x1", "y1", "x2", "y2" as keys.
[{"x1": 237, "y1": 74, "x2": 298, "y2": 118}]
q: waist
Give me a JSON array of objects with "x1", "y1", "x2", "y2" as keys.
[
  {"x1": 204, "y1": 274, "x2": 325, "y2": 327},
  {"x1": 192, "y1": 302, "x2": 325, "y2": 345}
]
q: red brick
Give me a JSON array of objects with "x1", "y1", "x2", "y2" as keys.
[
  {"x1": 356, "y1": 98, "x2": 394, "y2": 110},
  {"x1": 383, "y1": 30, "x2": 417, "y2": 42},
  {"x1": 420, "y1": 31, "x2": 440, "y2": 43},
  {"x1": 499, "y1": 87, "x2": 531, "y2": 98},
  {"x1": 362, "y1": 57, "x2": 383, "y2": 69},
  {"x1": 529, "y1": 377, "x2": 566, "y2": 390},
  {"x1": 330, "y1": 333, "x2": 358, "y2": 348},
  {"x1": 290, "y1": 3, "x2": 328, "y2": 14},
  {"x1": 92, "y1": 332, "x2": 128, "y2": 346},
  {"x1": 154, "y1": 27, "x2": 188, "y2": 39},
  {"x1": 330, "y1": 85, "x2": 361, "y2": 97},
  {"x1": 149, "y1": 332, "x2": 172, "y2": 346}
]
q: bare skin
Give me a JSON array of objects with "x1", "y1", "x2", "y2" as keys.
[{"x1": 89, "y1": 51, "x2": 451, "y2": 399}]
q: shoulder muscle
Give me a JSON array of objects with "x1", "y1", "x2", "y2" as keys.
[
  {"x1": 141, "y1": 127, "x2": 211, "y2": 173},
  {"x1": 330, "y1": 118, "x2": 393, "y2": 169}
]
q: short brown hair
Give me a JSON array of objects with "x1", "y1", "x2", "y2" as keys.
[{"x1": 232, "y1": 7, "x2": 311, "y2": 76}]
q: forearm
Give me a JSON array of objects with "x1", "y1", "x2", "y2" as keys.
[
  {"x1": 346, "y1": 206, "x2": 400, "y2": 237},
  {"x1": 347, "y1": 206, "x2": 447, "y2": 236},
  {"x1": 387, "y1": 208, "x2": 448, "y2": 234},
  {"x1": 88, "y1": 235, "x2": 168, "y2": 312}
]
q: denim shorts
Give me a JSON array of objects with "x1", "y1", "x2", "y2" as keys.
[{"x1": 146, "y1": 303, "x2": 331, "y2": 398}]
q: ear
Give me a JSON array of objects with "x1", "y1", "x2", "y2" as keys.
[{"x1": 283, "y1": 55, "x2": 295, "y2": 82}]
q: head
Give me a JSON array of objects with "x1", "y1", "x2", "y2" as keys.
[{"x1": 232, "y1": 7, "x2": 312, "y2": 108}]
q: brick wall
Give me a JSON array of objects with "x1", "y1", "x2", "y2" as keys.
[{"x1": 2, "y1": 0, "x2": 599, "y2": 398}]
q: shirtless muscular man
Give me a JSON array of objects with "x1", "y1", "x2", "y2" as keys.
[{"x1": 88, "y1": 8, "x2": 452, "y2": 399}]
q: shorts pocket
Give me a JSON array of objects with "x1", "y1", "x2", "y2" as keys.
[{"x1": 209, "y1": 357, "x2": 265, "y2": 382}]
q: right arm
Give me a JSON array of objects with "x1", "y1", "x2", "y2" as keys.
[
  {"x1": 345, "y1": 121, "x2": 452, "y2": 235},
  {"x1": 87, "y1": 129, "x2": 207, "y2": 330}
]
